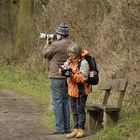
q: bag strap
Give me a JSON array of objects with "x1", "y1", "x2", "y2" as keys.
[
  {"x1": 77, "y1": 58, "x2": 84, "y2": 69},
  {"x1": 77, "y1": 58, "x2": 87, "y2": 96}
]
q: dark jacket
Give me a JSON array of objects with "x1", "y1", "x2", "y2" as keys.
[{"x1": 43, "y1": 38, "x2": 72, "y2": 78}]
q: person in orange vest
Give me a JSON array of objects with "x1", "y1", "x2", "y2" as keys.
[{"x1": 59, "y1": 42, "x2": 92, "y2": 138}]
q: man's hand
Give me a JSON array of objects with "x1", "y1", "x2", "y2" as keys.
[{"x1": 40, "y1": 33, "x2": 46, "y2": 39}]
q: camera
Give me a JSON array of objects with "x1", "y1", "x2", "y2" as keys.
[
  {"x1": 40, "y1": 33, "x2": 57, "y2": 44},
  {"x1": 58, "y1": 63, "x2": 72, "y2": 77}
]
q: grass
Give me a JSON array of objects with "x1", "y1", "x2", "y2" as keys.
[
  {"x1": 89, "y1": 112, "x2": 140, "y2": 140},
  {"x1": 40, "y1": 107, "x2": 55, "y2": 131},
  {"x1": 0, "y1": 64, "x2": 49, "y2": 103}
]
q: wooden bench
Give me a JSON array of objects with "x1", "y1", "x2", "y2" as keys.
[{"x1": 86, "y1": 79, "x2": 127, "y2": 134}]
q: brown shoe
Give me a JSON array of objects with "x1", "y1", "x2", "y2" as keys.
[
  {"x1": 75, "y1": 128, "x2": 85, "y2": 138},
  {"x1": 66, "y1": 129, "x2": 78, "y2": 139}
]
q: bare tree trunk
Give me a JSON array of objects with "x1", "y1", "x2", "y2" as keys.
[{"x1": 14, "y1": 0, "x2": 34, "y2": 62}]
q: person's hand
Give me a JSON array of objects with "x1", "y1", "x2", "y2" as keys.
[
  {"x1": 58, "y1": 68, "x2": 62, "y2": 75},
  {"x1": 71, "y1": 68, "x2": 77, "y2": 74},
  {"x1": 40, "y1": 33, "x2": 46, "y2": 39}
]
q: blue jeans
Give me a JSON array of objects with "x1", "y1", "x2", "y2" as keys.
[{"x1": 50, "y1": 78, "x2": 70, "y2": 133}]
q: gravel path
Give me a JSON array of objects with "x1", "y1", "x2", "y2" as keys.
[{"x1": 0, "y1": 89, "x2": 89, "y2": 140}]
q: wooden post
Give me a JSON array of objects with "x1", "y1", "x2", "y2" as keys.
[
  {"x1": 117, "y1": 91, "x2": 125, "y2": 106},
  {"x1": 86, "y1": 110, "x2": 98, "y2": 134},
  {"x1": 102, "y1": 89, "x2": 111, "y2": 105}
]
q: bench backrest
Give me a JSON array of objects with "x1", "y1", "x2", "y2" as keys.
[{"x1": 97, "y1": 79, "x2": 127, "y2": 106}]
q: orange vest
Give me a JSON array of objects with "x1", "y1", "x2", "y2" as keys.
[{"x1": 67, "y1": 55, "x2": 92, "y2": 98}]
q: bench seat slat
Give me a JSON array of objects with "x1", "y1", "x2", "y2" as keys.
[{"x1": 86, "y1": 104, "x2": 121, "y2": 112}]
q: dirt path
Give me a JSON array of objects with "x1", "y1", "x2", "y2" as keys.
[{"x1": 0, "y1": 89, "x2": 89, "y2": 140}]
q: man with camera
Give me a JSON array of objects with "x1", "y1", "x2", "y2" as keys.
[{"x1": 42, "y1": 23, "x2": 72, "y2": 134}]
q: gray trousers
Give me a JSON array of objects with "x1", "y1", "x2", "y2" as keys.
[{"x1": 70, "y1": 95, "x2": 87, "y2": 129}]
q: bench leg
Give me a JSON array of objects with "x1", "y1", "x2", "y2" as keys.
[
  {"x1": 86, "y1": 110, "x2": 103, "y2": 134},
  {"x1": 103, "y1": 110, "x2": 120, "y2": 127}
]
